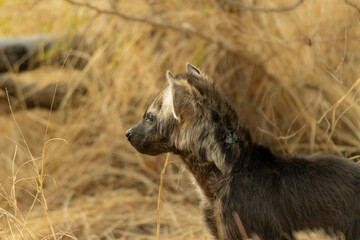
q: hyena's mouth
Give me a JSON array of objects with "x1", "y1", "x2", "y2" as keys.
[
  {"x1": 125, "y1": 127, "x2": 170, "y2": 155},
  {"x1": 131, "y1": 142, "x2": 166, "y2": 156},
  {"x1": 127, "y1": 138, "x2": 149, "y2": 155},
  {"x1": 125, "y1": 128, "x2": 142, "y2": 150}
]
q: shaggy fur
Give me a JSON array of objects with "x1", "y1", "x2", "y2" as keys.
[{"x1": 126, "y1": 64, "x2": 360, "y2": 240}]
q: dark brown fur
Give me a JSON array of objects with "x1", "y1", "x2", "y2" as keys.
[{"x1": 126, "y1": 64, "x2": 360, "y2": 240}]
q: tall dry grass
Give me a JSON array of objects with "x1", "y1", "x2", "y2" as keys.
[{"x1": 0, "y1": 0, "x2": 359, "y2": 239}]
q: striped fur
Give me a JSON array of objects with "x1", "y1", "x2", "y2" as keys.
[{"x1": 126, "y1": 64, "x2": 360, "y2": 240}]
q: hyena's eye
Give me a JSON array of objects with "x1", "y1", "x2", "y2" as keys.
[{"x1": 145, "y1": 113, "x2": 155, "y2": 124}]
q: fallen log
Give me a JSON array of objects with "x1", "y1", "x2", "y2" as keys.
[
  {"x1": 0, "y1": 35, "x2": 88, "y2": 73},
  {"x1": 0, "y1": 75, "x2": 86, "y2": 111}
]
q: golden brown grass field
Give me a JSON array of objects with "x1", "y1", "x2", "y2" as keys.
[{"x1": 0, "y1": 0, "x2": 360, "y2": 239}]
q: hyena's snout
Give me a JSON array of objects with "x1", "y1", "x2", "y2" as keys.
[
  {"x1": 125, "y1": 119, "x2": 172, "y2": 156},
  {"x1": 125, "y1": 126, "x2": 141, "y2": 150},
  {"x1": 125, "y1": 128, "x2": 132, "y2": 141}
]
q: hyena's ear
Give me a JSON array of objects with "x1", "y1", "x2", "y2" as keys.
[
  {"x1": 166, "y1": 70, "x2": 179, "y2": 121},
  {"x1": 166, "y1": 70, "x2": 194, "y2": 122},
  {"x1": 186, "y1": 63, "x2": 201, "y2": 76},
  {"x1": 166, "y1": 70, "x2": 176, "y2": 85}
]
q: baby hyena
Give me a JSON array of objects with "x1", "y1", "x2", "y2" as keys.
[{"x1": 126, "y1": 64, "x2": 360, "y2": 240}]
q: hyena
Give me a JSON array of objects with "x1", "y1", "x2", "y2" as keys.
[{"x1": 125, "y1": 64, "x2": 360, "y2": 240}]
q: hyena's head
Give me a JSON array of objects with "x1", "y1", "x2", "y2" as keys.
[{"x1": 126, "y1": 64, "x2": 242, "y2": 172}]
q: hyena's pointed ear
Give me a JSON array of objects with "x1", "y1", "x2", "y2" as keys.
[
  {"x1": 166, "y1": 70, "x2": 195, "y2": 122},
  {"x1": 166, "y1": 70, "x2": 180, "y2": 121},
  {"x1": 186, "y1": 63, "x2": 201, "y2": 76},
  {"x1": 166, "y1": 70, "x2": 176, "y2": 86}
]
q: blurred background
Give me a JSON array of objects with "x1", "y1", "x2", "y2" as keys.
[{"x1": 0, "y1": 0, "x2": 360, "y2": 239}]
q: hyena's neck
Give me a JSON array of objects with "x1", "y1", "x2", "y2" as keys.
[
  {"x1": 176, "y1": 125, "x2": 253, "y2": 199},
  {"x1": 179, "y1": 152, "x2": 222, "y2": 200}
]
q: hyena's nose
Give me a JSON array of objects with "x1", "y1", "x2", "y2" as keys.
[{"x1": 125, "y1": 129, "x2": 132, "y2": 140}]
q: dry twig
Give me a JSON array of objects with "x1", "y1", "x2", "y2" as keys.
[
  {"x1": 232, "y1": 211, "x2": 249, "y2": 239},
  {"x1": 156, "y1": 153, "x2": 170, "y2": 240}
]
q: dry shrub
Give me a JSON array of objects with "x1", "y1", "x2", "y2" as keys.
[{"x1": 0, "y1": 0, "x2": 359, "y2": 239}]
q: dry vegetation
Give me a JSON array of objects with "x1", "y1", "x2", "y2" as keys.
[{"x1": 0, "y1": 0, "x2": 360, "y2": 239}]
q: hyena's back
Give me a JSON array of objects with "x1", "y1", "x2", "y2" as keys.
[
  {"x1": 126, "y1": 64, "x2": 360, "y2": 240},
  {"x1": 222, "y1": 147, "x2": 360, "y2": 239}
]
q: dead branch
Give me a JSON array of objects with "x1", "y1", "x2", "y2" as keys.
[
  {"x1": 344, "y1": 0, "x2": 360, "y2": 14},
  {"x1": 63, "y1": 0, "x2": 238, "y2": 52},
  {"x1": 222, "y1": 0, "x2": 304, "y2": 13}
]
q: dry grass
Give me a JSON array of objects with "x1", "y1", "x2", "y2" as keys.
[{"x1": 0, "y1": 0, "x2": 360, "y2": 239}]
